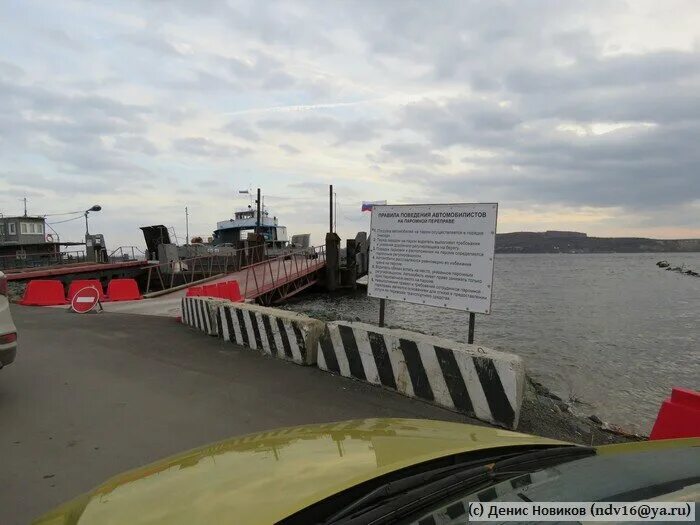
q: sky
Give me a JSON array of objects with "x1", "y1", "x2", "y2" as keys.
[{"x1": 1, "y1": 0, "x2": 699, "y2": 249}]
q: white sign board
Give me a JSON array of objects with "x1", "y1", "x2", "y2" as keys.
[{"x1": 368, "y1": 203, "x2": 497, "y2": 314}]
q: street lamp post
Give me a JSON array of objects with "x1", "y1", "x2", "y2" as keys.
[{"x1": 84, "y1": 205, "x2": 102, "y2": 236}]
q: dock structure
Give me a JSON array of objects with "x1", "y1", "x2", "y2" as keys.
[
  {"x1": 100, "y1": 246, "x2": 328, "y2": 317},
  {"x1": 11, "y1": 225, "x2": 367, "y2": 316}
]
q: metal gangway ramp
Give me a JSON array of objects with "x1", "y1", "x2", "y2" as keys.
[
  {"x1": 231, "y1": 246, "x2": 326, "y2": 305},
  {"x1": 100, "y1": 246, "x2": 327, "y2": 317}
]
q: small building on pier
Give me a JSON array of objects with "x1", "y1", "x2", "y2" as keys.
[{"x1": 0, "y1": 215, "x2": 61, "y2": 270}]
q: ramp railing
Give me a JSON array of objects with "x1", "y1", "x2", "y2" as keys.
[{"x1": 242, "y1": 245, "x2": 326, "y2": 304}]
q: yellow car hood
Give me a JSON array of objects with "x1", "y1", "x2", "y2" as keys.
[{"x1": 34, "y1": 418, "x2": 563, "y2": 524}]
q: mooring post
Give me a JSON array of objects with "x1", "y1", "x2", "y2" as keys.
[
  {"x1": 329, "y1": 184, "x2": 333, "y2": 233},
  {"x1": 379, "y1": 298, "x2": 386, "y2": 327},
  {"x1": 325, "y1": 232, "x2": 340, "y2": 291},
  {"x1": 468, "y1": 312, "x2": 475, "y2": 344},
  {"x1": 346, "y1": 238, "x2": 357, "y2": 290}
]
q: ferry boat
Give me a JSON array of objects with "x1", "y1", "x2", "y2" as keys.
[
  {"x1": 141, "y1": 200, "x2": 309, "y2": 262},
  {"x1": 212, "y1": 206, "x2": 289, "y2": 251}
]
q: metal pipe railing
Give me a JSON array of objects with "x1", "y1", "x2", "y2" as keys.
[
  {"x1": 108, "y1": 245, "x2": 145, "y2": 262},
  {"x1": 143, "y1": 244, "x2": 266, "y2": 293},
  {"x1": 242, "y1": 246, "x2": 326, "y2": 299},
  {"x1": 0, "y1": 249, "x2": 87, "y2": 271}
]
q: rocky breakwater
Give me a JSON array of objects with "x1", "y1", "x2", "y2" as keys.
[{"x1": 656, "y1": 260, "x2": 699, "y2": 277}]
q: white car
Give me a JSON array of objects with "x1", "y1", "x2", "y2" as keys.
[{"x1": 0, "y1": 271, "x2": 17, "y2": 369}]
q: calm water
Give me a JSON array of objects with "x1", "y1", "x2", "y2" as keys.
[{"x1": 286, "y1": 253, "x2": 700, "y2": 433}]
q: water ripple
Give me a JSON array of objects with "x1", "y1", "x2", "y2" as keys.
[{"x1": 286, "y1": 253, "x2": 700, "y2": 433}]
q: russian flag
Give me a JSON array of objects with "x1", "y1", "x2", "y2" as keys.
[{"x1": 361, "y1": 200, "x2": 387, "y2": 212}]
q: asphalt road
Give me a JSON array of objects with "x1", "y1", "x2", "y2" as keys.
[{"x1": 0, "y1": 305, "x2": 467, "y2": 525}]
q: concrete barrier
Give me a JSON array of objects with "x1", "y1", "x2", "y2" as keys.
[
  {"x1": 181, "y1": 297, "x2": 223, "y2": 336},
  {"x1": 317, "y1": 322, "x2": 524, "y2": 429},
  {"x1": 218, "y1": 302, "x2": 324, "y2": 366}
]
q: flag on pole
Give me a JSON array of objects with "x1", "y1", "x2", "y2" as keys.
[{"x1": 361, "y1": 200, "x2": 387, "y2": 212}]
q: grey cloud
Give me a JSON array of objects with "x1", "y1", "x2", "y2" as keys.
[
  {"x1": 0, "y1": 77, "x2": 156, "y2": 179},
  {"x1": 159, "y1": 48, "x2": 327, "y2": 96},
  {"x1": 287, "y1": 181, "x2": 330, "y2": 192},
  {"x1": 369, "y1": 142, "x2": 450, "y2": 166},
  {"x1": 278, "y1": 143, "x2": 300, "y2": 155},
  {"x1": 42, "y1": 29, "x2": 85, "y2": 51},
  {"x1": 4, "y1": 0, "x2": 699, "y2": 236},
  {"x1": 550, "y1": 30, "x2": 600, "y2": 62},
  {"x1": 227, "y1": 51, "x2": 295, "y2": 90},
  {"x1": 395, "y1": 120, "x2": 700, "y2": 210},
  {"x1": 172, "y1": 137, "x2": 251, "y2": 158},
  {"x1": 222, "y1": 120, "x2": 261, "y2": 141},
  {"x1": 345, "y1": 1, "x2": 612, "y2": 77},
  {"x1": 286, "y1": 181, "x2": 364, "y2": 201},
  {"x1": 163, "y1": 69, "x2": 237, "y2": 92},
  {"x1": 259, "y1": 115, "x2": 337, "y2": 133},
  {"x1": 43, "y1": 142, "x2": 150, "y2": 177},
  {"x1": 120, "y1": 30, "x2": 185, "y2": 58},
  {"x1": 257, "y1": 115, "x2": 383, "y2": 144},
  {"x1": 534, "y1": 85, "x2": 700, "y2": 125},
  {"x1": 0, "y1": 60, "x2": 24, "y2": 79},
  {"x1": 505, "y1": 51, "x2": 700, "y2": 94},
  {"x1": 334, "y1": 119, "x2": 384, "y2": 144},
  {"x1": 401, "y1": 98, "x2": 522, "y2": 148},
  {"x1": 0, "y1": 78, "x2": 150, "y2": 144},
  {"x1": 396, "y1": 62, "x2": 700, "y2": 210},
  {"x1": 507, "y1": 124, "x2": 700, "y2": 207},
  {"x1": 1, "y1": 172, "x2": 122, "y2": 196},
  {"x1": 0, "y1": 180, "x2": 47, "y2": 200},
  {"x1": 468, "y1": 71, "x2": 501, "y2": 92},
  {"x1": 113, "y1": 135, "x2": 160, "y2": 156},
  {"x1": 148, "y1": 0, "x2": 336, "y2": 51}
]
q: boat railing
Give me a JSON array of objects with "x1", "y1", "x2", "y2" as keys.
[
  {"x1": 0, "y1": 249, "x2": 88, "y2": 271},
  {"x1": 108, "y1": 245, "x2": 146, "y2": 262}
]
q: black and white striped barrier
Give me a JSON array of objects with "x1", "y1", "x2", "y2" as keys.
[
  {"x1": 218, "y1": 302, "x2": 324, "y2": 366},
  {"x1": 181, "y1": 297, "x2": 222, "y2": 336},
  {"x1": 317, "y1": 322, "x2": 524, "y2": 429}
]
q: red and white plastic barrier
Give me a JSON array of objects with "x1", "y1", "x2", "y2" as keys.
[
  {"x1": 186, "y1": 280, "x2": 243, "y2": 302},
  {"x1": 650, "y1": 387, "x2": 700, "y2": 440},
  {"x1": 19, "y1": 280, "x2": 67, "y2": 306},
  {"x1": 68, "y1": 279, "x2": 106, "y2": 301},
  {"x1": 106, "y1": 279, "x2": 142, "y2": 302}
]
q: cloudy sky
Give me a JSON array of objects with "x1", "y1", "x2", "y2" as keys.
[{"x1": 1, "y1": 0, "x2": 699, "y2": 248}]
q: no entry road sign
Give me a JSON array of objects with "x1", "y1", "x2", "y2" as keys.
[{"x1": 71, "y1": 286, "x2": 101, "y2": 314}]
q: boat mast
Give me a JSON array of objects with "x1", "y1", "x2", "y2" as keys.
[{"x1": 256, "y1": 187, "x2": 261, "y2": 233}]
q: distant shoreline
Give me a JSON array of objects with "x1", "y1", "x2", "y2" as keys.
[
  {"x1": 496, "y1": 231, "x2": 700, "y2": 254},
  {"x1": 495, "y1": 250, "x2": 700, "y2": 254}
]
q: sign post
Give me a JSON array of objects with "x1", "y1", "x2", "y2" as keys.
[
  {"x1": 468, "y1": 311, "x2": 476, "y2": 344},
  {"x1": 368, "y1": 203, "x2": 497, "y2": 342},
  {"x1": 378, "y1": 298, "x2": 386, "y2": 327}
]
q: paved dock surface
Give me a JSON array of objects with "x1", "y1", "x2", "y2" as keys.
[{"x1": 0, "y1": 305, "x2": 468, "y2": 525}]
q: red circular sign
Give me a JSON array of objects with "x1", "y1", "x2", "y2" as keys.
[{"x1": 71, "y1": 286, "x2": 101, "y2": 313}]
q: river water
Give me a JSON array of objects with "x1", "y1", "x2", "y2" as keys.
[{"x1": 285, "y1": 253, "x2": 700, "y2": 433}]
